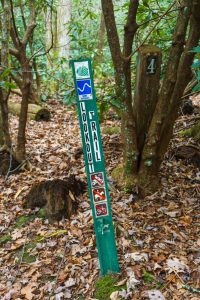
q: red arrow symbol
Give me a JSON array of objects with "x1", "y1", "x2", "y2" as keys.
[
  {"x1": 93, "y1": 190, "x2": 106, "y2": 200},
  {"x1": 96, "y1": 205, "x2": 107, "y2": 215},
  {"x1": 93, "y1": 176, "x2": 103, "y2": 186}
]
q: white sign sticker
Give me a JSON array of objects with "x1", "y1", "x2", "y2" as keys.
[{"x1": 74, "y1": 61, "x2": 90, "y2": 79}]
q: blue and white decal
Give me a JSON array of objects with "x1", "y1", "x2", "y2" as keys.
[{"x1": 77, "y1": 79, "x2": 93, "y2": 100}]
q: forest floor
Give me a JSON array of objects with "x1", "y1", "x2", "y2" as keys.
[{"x1": 0, "y1": 96, "x2": 199, "y2": 300}]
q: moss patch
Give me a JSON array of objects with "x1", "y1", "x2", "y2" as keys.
[
  {"x1": 111, "y1": 164, "x2": 124, "y2": 185},
  {"x1": 111, "y1": 164, "x2": 137, "y2": 192},
  {"x1": 102, "y1": 126, "x2": 120, "y2": 135},
  {"x1": 15, "y1": 209, "x2": 47, "y2": 228},
  {"x1": 142, "y1": 271, "x2": 155, "y2": 284},
  {"x1": 0, "y1": 234, "x2": 12, "y2": 246},
  {"x1": 15, "y1": 215, "x2": 35, "y2": 228},
  {"x1": 179, "y1": 121, "x2": 200, "y2": 141},
  {"x1": 14, "y1": 243, "x2": 36, "y2": 264},
  {"x1": 94, "y1": 275, "x2": 126, "y2": 300},
  {"x1": 36, "y1": 208, "x2": 47, "y2": 219}
]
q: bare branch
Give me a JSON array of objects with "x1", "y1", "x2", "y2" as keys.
[
  {"x1": 101, "y1": 0, "x2": 122, "y2": 74},
  {"x1": 9, "y1": 48, "x2": 19, "y2": 58},
  {"x1": 21, "y1": 0, "x2": 36, "y2": 46},
  {"x1": 130, "y1": 1, "x2": 177, "y2": 59},
  {"x1": 9, "y1": 0, "x2": 20, "y2": 46},
  {"x1": 123, "y1": 0, "x2": 139, "y2": 58}
]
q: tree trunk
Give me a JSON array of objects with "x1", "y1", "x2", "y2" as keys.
[
  {"x1": 46, "y1": 0, "x2": 71, "y2": 61},
  {"x1": 8, "y1": 0, "x2": 37, "y2": 162},
  {"x1": 8, "y1": 102, "x2": 50, "y2": 121},
  {"x1": 0, "y1": 110, "x2": 4, "y2": 146},
  {"x1": 57, "y1": 0, "x2": 71, "y2": 59},
  {"x1": 16, "y1": 51, "x2": 33, "y2": 162},
  {"x1": 102, "y1": 0, "x2": 139, "y2": 182},
  {"x1": 96, "y1": 12, "x2": 105, "y2": 63},
  {"x1": 138, "y1": 0, "x2": 200, "y2": 195},
  {"x1": 0, "y1": 0, "x2": 11, "y2": 148},
  {"x1": 102, "y1": 0, "x2": 200, "y2": 196}
]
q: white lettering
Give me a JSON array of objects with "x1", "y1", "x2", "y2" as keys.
[
  {"x1": 80, "y1": 102, "x2": 94, "y2": 173},
  {"x1": 90, "y1": 121, "x2": 101, "y2": 162},
  {"x1": 89, "y1": 111, "x2": 95, "y2": 120},
  {"x1": 147, "y1": 58, "x2": 156, "y2": 74}
]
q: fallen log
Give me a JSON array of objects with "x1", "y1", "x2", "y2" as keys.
[
  {"x1": 8, "y1": 102, "x2": 50, "y2": 121},
  {"x1": 175, "y1": 144, "x2": 200, "y2": 168}
]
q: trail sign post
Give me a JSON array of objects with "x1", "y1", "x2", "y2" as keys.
[{"x1": 71, "y1": 59, "x2": 120, "y2": 275}]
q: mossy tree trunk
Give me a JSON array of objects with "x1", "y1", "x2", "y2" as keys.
[{"x1": 102, "y1": 0, "x2": 200, "y2": 196}]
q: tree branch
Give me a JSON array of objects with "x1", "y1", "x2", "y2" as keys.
[
  {"x1": 9, "y1": 48, "x2": 19, "y2": 58},
  {"x1": 123, "y1": 0, "x2": 139, "y2": 59},
  {"x1": 101, "y1": 0, "x2": 123, "y2": 74},
  {"x1": 21, "y1": 0, "x2": 36, "y2": 46},
  {"x1": 9, "y1": 0, "x2": 20, "y2": 46},
  {"x1": 130, "y1": 1, "x2": 177, "y2": 59}
]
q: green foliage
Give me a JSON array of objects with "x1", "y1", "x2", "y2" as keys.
[
  {"x1": 142, "y1": 271, "x2": 155, "y2": 284},
  {"x1": 142, "y1": 271, "x2": 164, "y2": 289},
  {"x1": 15, "y1": 215, "x2": 34, "y2": 228},
  {"x1": 94, "y1": 275, "x2": 126, "y2": 300},
  {"x1": 102, "y1": 126, "x2": 121, "y2": 135},
  {"x1": 0, "y1": 68, "x2": 17, "y2": 89},
  {"x1": 0, "y1": 234, "x2": 12, "y2": 246},
  {"x1": 15, "y1": 208, "x2": 49, "y2": 228},
  {"x1": 179, "y1": 121, "x2": 200, "y2": 141},
  {"x1": 1, "y1": 0, "x2": 181, "y2": 117}
]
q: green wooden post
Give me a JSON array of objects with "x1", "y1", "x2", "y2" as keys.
[{"x1": 71, "y1": 59, "x2": 120, "y2": 275}]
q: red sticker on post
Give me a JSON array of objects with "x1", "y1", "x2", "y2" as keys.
[
  {"x1": 95, "y1": 203, "x2": 108, "y2": 217},
  {"x1": 90, "y1": 172, "x2": 104, "y2": 188},
  {"x1": 92, "y1": 188, "x2": 106, "y2": 202}
]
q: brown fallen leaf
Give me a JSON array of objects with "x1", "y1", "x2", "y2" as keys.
[
  {"x1": 114, "y1": 278, "x2": 127, "y2": 286},
  {"x1": 179, "y1": 215, "x2": 192, "y2": 226},
  {"x1": 21, "y1": 282, "x2": 37, "y2": 300}
]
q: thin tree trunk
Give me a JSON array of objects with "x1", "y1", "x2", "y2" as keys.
[
  {"x1": 8, "y1": 0, "x2": 36, "y2": 162},
  {"x1": 57, "y1": 0, "x2": 71, "y2": 59},
  {"x1": 0, "y1": 108, "x2": 4, "y2": 146},
  {"x1": 0, "y1": 0, "x2": 12, "y2": 148},
  {"x1": 16, "y1": 50, "x2": 33, "y2": 162},
  {"x1": 102, "y1": 0, "x2": 139, "y2": 180},
  {"x1": 96, "y1": 12, "x2": 105, "y2": 63}
]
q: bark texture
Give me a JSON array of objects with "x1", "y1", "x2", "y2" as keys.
[{"x1": 0, "y1": 0, "x2": 12, "y2": 148}]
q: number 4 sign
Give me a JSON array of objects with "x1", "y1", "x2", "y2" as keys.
[{"x1": 146, "y1": 55, "x2": 157, "y2": 74}]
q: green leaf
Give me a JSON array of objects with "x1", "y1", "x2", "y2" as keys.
[
  {"x1": 190, "y1": 46, "x2": 200, "y2": 53},
  {"x1": 4, "y1": 82, "x2": 17, "y2": 89},
  {"x1": 192, "y1": 60, "x2": 200, "y2": 69},
  {"x1": 192, "y1": 82, "x2": 200, "y2": 92},
  {"x1": 142, "y1": 0, "x2": 150, "y2": 7},
  {"x1": 0, "y1": 68, "x2": 11, "y2": 79}
]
